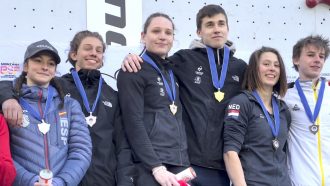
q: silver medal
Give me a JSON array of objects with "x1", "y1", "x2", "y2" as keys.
[
  {"x1": 86, "y1": 112, "x2": 97, "y2": 127},
  {"x1": 309, "y1": 124, "x2": 319, "y2": 134},
  {"x1": 272, "y1": 138, "x2": 280, "y2": 150},
  {"x1": 38, "y1": 120, "x2": 50, "y2": 135},
  {"x1": 169, "y1": 102, "x2": 177, "y2": 115},
  {"x1": 22, "y1": 113, "x2": 30, "y2": 127}
]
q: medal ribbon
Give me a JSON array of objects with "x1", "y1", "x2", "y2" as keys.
[
  {"x1": 141, "y1": 53, "x2": 176, "y2": 103},
  {"x1": 295, "y1": 78, "x2": 325, "y2": 124},
  {"x1": 20, "y1": 86, "x2": 54, "y2": 170},
  {"x1": 252, "y1": 91, "x2": 280, "y2": 138},
  {"x1": 19, "y1": 86, "x2": 54, "y2": 122},
  {"x1": 71, "y1": 69, "x2": 103, "y2": 114},
  {"x1": 206, "y1": 45, "x2": 230, "y2": 91}
]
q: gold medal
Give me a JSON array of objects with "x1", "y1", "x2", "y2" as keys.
[
  {"x1": 38, "y1": 120, "x2": 50, "y2": 135},
  {"x1": 169, "y1": 102, "x2": 177, "y2": 115},
  {"x1": 214, "y1": 90, "x2": 224, "y2": 102}
]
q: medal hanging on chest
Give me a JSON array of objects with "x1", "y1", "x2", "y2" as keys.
[
  {"x1": 295, "y1": 79, "x2": 325, "y2": 135},
  {"x1": 253, "y1": 91, "x2": 281, "y2": 151},
  {"x1": 38, "y1": 120, "x2": 51, "y2": 135},
  {"x1": 169, "y1": 102, "x2": 178, "y2": 115},
  {"x1": 206, "y1": 46, "x2": 230, "y2": 102},
  {"x1": 86, "y1": 112, "x2": 97, "y2": 127},
  {"x1": 71, "y1": 69, "x2": 103, "y2": 127},
  {"x1": 214, "y1": 90, "x2": 225, "y2": 102},
  {"x1": 272, "y1": 138, "x2": 280, "y2": 150},
  {"x1": 142, "y1": 53, "x2": 178, "y2": 115},
  {"x1": 19, "y1": 86, "x2": 55, "y2": 135},
  {"x1": 309, "y1": 124, "x2": 319, "y2": 134}
]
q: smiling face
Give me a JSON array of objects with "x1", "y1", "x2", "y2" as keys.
[
  {"x1": 293, "y1": 44, "x2": 325, "y2": 81},
  {"x1": 24, "y1": 53, "x2": 56, "y2": 87},
  {"x1": 141, "y1": 16, "x2": 174, "y2": 59},
  {"x1": 197, "y1": 13, "x2": 228, "y2": 49},
  {"x1": 70, "y1": 36, "x2": 104, "y2": 71},
  {"x1": 257, "y1": 52, "x2": 281, "y2": 91}
]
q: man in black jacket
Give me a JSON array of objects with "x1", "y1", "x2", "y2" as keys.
[{"x1": 122, "y1": 4, "x2": 247, "y2": 186}]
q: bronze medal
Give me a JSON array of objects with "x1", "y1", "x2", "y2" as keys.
[
  {"x1": 272, "y1": 138, "x2": 280, "y2": 150},
  {"x1": 309, "y1": 124, "x2": 319, "y2": 134}
]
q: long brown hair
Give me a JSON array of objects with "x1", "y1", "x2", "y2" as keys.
[{"x1": 242, "y1": 46, "x2": 287, "y2": 97}]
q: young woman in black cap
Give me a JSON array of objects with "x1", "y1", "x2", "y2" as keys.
[{"x1": 9, "y1": 39, "x2": 92, "y2": 186}]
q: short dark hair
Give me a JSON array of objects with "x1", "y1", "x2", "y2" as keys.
[
  {"x1": 67, "y1": 30, "x2": 106, "y2": 67},
  {"x1": 292, "y1": 35, "x2": 330, "y2": 71},
  {"x1": 142, "y1": 12, "x2": 175, "y2": 34},
  {"x1": 243, "y1": 46, "x2": 287, "y2": 97},
  {"x1": 196, "y1": 4, "x2": 228, "y2": 31}
]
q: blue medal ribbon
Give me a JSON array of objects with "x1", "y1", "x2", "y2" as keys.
[
  {"x1": 295, "y1": 78, "x2": 325, "y2": 124},
  {"x1": 252, "y1": 91, "x2": 280, "y2": 138},
  {"x1": 71, "y1": 69, "x2": 103, "y2": 114},
  {"x1": 19, "y1": 86, "x2": 55, "y2": 123},
  {"x1": 206, "y1": 45, "x2": 230, "y2": 91},
  {"x1": 141, "y1": 53, "x2": 176, "y2": 103}
]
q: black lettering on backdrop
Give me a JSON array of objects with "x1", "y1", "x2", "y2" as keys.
[{"x1": 105, "y1": 0, "x2": 127, "y2": 45}]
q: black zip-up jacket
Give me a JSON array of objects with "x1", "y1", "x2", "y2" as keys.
[
  {"x1": 117, "y1": 51, "x2": 189, "y2": 171},
  {"x1": 168, "y1": 40, "x2": 247, "y2": 170},
  {"x1": 0, "y1": 69, "x2": 135, "y2": 186},
  {"x1": 223, "y1": 90, "x2": 291, "y2": 186}
]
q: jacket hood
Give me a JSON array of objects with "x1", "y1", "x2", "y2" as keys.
[{"x1": 189, "y1": 39, "x2": 237, "y2": 54}]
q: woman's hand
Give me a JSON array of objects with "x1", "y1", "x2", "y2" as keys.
[
  {"x1": 152, "y1": 166, "x2": 180, "y2": 186},
  {"x1": 121, "y1": 53, "x2": 143, "y2": 72}
]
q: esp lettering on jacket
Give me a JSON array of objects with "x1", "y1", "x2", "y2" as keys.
[{"x1": 59, "y1": 111, "x2": 69, "y2": 145}]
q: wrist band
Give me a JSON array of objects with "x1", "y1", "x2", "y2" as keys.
[{"x1": 152, "y1": 166, "x2": 167, "y2": 175}]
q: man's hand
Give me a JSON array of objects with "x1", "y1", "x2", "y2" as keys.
[
  {"x1": 121, "y1": 53, "x2": 143, "y2": 73},
  {"x1": 2, "y1": 99, "x2": 23, "y2": 127}
]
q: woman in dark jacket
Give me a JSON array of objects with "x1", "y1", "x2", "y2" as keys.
[
  {"x1": 223, "y1": 47, "x2": 291, "y2": 186},
  {"x1": 117, "y1": 13, "x2": 190, "y2": 186}
]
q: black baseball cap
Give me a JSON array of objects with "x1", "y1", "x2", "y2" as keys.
[{"x1": 24, "y1": 39, "x2": 61, "y2": 64}]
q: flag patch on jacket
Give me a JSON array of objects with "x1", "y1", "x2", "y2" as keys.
[
  {"x1": 227, "y1": 104, "x2": 240, "y2": 117},
  {"x1": 228, "y1": 109, "x2": 239, "y2": 117}
]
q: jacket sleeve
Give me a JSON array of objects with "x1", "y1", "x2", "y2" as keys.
[
  {"x1": 113, "y1": 107, "x2": 136, "y2": 186},
  {"x1": 0, "y1": 116, "x2": 16, "y2": 186},
  {"x1": 54, "y1": 98, "x2": 92, "y2": 186},
  {"x1": 223, "y1": 94, "x2": 250, "y2": 153},
  {"x1": 0, "y1": 81, "x2": 16, "y2": 108},
  {"x1": 13, "y1": 160, "x2": 39, "y2": 186},
  {"x1": 117, "y1": 69, "x2": 162, "y2": 171}
]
